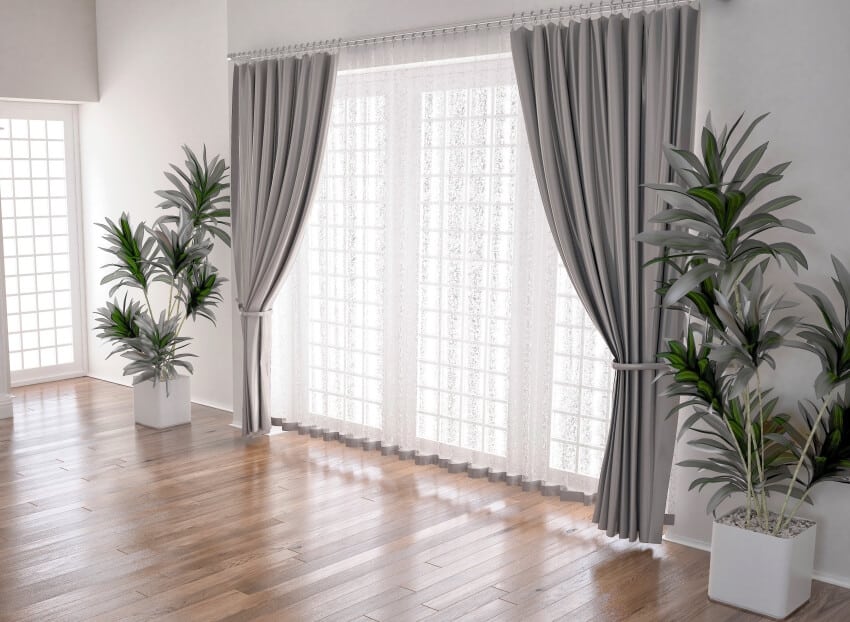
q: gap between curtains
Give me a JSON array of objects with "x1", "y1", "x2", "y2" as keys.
[
  {"x1": 231, "y1": 53, "x2": 338, "y2": 435},
  {"x1": 510, "y1": 5, "x2": 699, "y2": 542}
]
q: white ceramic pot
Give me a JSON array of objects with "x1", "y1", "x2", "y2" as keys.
[
  {"x1": 132, "y1": 375, "x2": 191, "y2": 429},
  {"x1": 708, "y1": 510, "x2": 816, "y2": 619}
]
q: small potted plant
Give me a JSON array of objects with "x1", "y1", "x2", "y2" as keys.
[
  {"x1": 637, "y1": 114, "x2": 850, "y2": 619},
  {"x1": 94, "y1": 146, "x2": 230, "y2": 428}
]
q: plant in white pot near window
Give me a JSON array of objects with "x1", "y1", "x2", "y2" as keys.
[
  {"x1": 637, "y1": 114, "x2": 850, "y2": 619},
  {"x1": 94, "y1": 146, "x2": 230, "y2": 429}
]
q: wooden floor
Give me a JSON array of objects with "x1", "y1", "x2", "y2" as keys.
[{"x1": 0, "y1": 378, "x2": 847, "y2": 621}]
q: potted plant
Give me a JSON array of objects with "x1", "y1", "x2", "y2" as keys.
[
  {"x1": 94, "y1": 146, "x2": 230, "y2": 429},
  {"x1": 637, "y1": 114, "x2": 850, "y2": 619}
]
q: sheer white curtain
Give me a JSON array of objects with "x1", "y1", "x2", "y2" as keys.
[{"x1": 271, "y1": 26, "x2": 613, "y2": 493}]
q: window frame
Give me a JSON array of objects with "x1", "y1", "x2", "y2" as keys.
[{"x1": 0, "y1": 101, "x2": 88, "y2": 386}]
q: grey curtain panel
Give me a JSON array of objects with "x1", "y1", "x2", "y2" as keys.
[
  {"x1": 231, "y1": 53, "x2": 338, "y2": 435},
  {"x1": 511, "y1": 5, "x2": 699, "y2": 542}
]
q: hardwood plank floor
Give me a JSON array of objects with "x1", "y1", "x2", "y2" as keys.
[{"x1": 0, "y1": 377, "x2": 847, "y2": 621}]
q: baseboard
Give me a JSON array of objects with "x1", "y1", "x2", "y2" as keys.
[
  {"x1": 228, "y1": 422, "x2": 283, "y2": 436},
  {"x1": 812, "y1": 570, "x2": 850, "y2": 589},
  {"x1": 0, "y1": 393, "x2": 12, "y2": 420},
  {"x1": 11, "y1": 369, "x2": 87, "y2": 387},
  {"x1": 85, "y1": 374, "x2": 233, "y2": 415},
  {"x1": 86, "y1": 373, "x2": 131, "y2": 386},
  {"x1": 190, "y1": 397, "x2": 233, "y2": 414},
  {"x1": 662, "y1": 532, "x2": 711, "y2": 552},
  {"x1": 663, "y1": 532, "x2": 850, "y2": 588}
]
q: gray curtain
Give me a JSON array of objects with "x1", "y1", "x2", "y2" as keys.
[
  {"x1": 231, "y1": 53, "x2": 338, "y2": 435},
  {"x1": 510, "y1": 6, "x2": 699, "y2": 542}
]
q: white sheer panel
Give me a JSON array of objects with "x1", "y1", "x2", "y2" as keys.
[
  {"x1": 416, "y1": 71, "x2": 519, "y2": 461},
  {"x1": 549, "y1": 265, "x2": 615, "y2": 488},
  {"x1": 271, "y1": 28, "x2": 614, "y2": 492},
  {"x1": 307, "y1": 93, "x2": 387, "y2": 432}
]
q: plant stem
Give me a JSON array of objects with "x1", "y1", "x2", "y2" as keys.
[
  {"x1": 772, "y1": 392, "x2": 834, "y2": 535},
  {"x1": 732, "y1": 287, "x2": 757, "y2": 528},
  {"x1": 779, "y1": 489, "x2": 813, "y2": 533},
  {"x1": 746, "y1": 391, "x2": 767, "y2": 529},
  {"x1": 142, "y1": 289, "x2": 156, "y2": 323},
  {"x1": 717, "y1": 406, "x2": 751, "y2": 520},
  {"x1": 754, "y1": 372, "x2": 769, "y2": 529},
  {"x1": 744, "y1": 390, "x2": 754, "y2": 527},
  {"x1": 176, "y1": 313, "x2": 187, "y2": 338},
  {"x1": 166, "y1": 278, "x2": 175, "y2": 319}
]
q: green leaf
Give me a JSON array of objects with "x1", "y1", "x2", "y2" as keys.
[
  {"x1": 664, "y1": 263, "x2": 718, "y2": 306},
  {"x1": 728, "y1": 141, "x2": 768, "y2": 189},
  {"x1": 723, "y1": 113, "x2": 769, "y2": 171},
  {"x1": 750, "y1": 195, "x2": 801, "y2": 216},
  {"x1": 701, "y1": 126, "x2": 723, "y2": 184}
]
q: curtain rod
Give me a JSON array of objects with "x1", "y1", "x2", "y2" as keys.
[{"x1": 227, "y1": 0, "x2": 695, "y2": 62}]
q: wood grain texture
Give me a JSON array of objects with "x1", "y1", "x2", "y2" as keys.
[{"x1": 0, "y1": 378, "x2": 847, "y2": 621}]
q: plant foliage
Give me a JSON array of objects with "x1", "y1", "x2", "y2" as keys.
[
  {"x1": 639, "y1": 114, "x2": 850, "y2": 535},
  {"x1": 94, "y1": 146, "x2": 230, "y2": 385}
]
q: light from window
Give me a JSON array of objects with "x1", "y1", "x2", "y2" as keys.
[
  {"x1": 415, "y1": 85, "x2": 518, "y2": 457},
  {"x1": 306, "y1": 95, "x2": 387, "y2": 429},
  {"x1": 549, "y1": 265, "x2": 614, "y2": 476},
  {"x1": 0, "y1": 117, "x2": 75, "y2": 374},
  {"x1": 274, "y1": 46, "x2": 615, "y2": 487}
]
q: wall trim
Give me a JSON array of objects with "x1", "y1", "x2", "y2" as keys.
[
  {"x1": 0, "y1": 394, "x2": 12, "y2": 420},
  {"x1": 663, "y1": 531, "x2": 710, "y2": 552},
  {"x1": 11, "y1": 370, "x2": 88, "y2": 388},
  {"x1": 86, "y1": 374, "x2": 233, "y2": 415},
  {"x1": 663, "y1": 532, "x2": 850, "y2": 588},
  {"x1": 229, "y1": 422, "x2": 284, "y2": 437},
  {"x1": 812, "y1": 570, "x2": 850, "y2": 590}
]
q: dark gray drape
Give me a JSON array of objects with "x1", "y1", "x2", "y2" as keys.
[
  {"x1": 511, "y1": 6, "x2": 699, "y2": 542},
  {"x1": 231, "y1": 53, "x2": 337, "y2": 435}
]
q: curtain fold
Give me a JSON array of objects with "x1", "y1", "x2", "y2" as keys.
[
  {"x1": 231, "y1": 53, "x2": 338, "y2": 435},
  {"x1": 510, "y1": 5, "x2": 699, "y2": 542}
]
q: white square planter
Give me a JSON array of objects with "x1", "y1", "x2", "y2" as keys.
[
  {"x1": 133, "y1": 375, "x2": 191, "y2": 429},
  {"x1": 709, "y1": 510, "x2": 816, "y2": 619}
]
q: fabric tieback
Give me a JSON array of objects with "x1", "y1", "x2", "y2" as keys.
[
  {"x1": 236, "y1": 301, "x2": 273, "y2": 318},
  {"x1": 610, "y1": 361, "x2": 668, "y2": 371}
]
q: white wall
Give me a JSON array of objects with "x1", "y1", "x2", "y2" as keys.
[
  {"x1": 227, "y1": 0, "x2": 850, "y2": 584},
  {"x1": 226, "y1": 0, "x2": 560, "y2": 53},
  {"x1": 80, "y1": 0, "x2": 233, "y2": 411},
  {"x1": 664, "y1": 0, "x2": 850, "y2": 587},
  {"x1": 0, "y1": 0, "x2": 98, "y2": 102}
]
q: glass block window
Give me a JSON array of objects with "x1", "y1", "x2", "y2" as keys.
[
  {"x1": 549, "y1": 264, "x2": 615, "y2": 476},
  {"x1": 272, "y1": 40, "x2": 616, "y2": 489},
  {"x1": 415, "y1": 84, "x2": 518, "y2": 457},
  {"x1": 306, "y1": 94, "x2": 387, "y2": 429},
  {"x1": 0, "y1": 114, "x2": 78, "y2": 378}
]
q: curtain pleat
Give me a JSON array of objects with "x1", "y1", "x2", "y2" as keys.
[
  {"x1": 510, "y1": 5, "x2": 699, "y2": 542},
  {"x1": 231, "y1": 53, "x2": 338, "y2": 435}
]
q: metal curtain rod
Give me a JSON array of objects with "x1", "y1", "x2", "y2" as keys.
[{"x1": 227, "y1": 0, "x2": 695, "y2": 62}]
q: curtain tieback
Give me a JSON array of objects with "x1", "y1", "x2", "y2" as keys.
[
  {"x1": 611, "y1": 360, "x2": 668, "y2": 371},
  {"x1": 236, "y1": 301, "x2": 272, "y2": 318}
]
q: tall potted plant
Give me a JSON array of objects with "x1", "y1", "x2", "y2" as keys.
[
  {"x1": 638, "y1": 114, "x2": 850, "y2": 618},
  {"x1": 94, "y1": 146, "x2": 230, "y2": 428}
]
